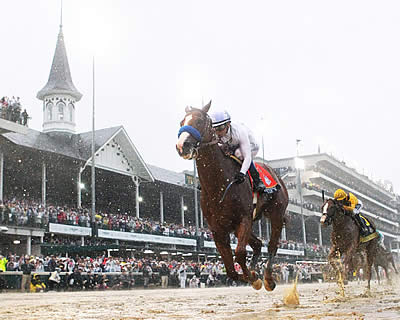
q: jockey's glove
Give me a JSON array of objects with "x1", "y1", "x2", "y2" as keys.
[{"x1": 234, "y1": 172, "x2": 246, "y2": 184}]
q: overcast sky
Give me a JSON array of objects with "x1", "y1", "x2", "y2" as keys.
[{"x1": 1, "y1": 0, "x2": 399, "y2": 193}]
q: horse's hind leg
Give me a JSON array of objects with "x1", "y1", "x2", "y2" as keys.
[
  {"x1": 374, "y1": 263, "x2": 380, "y2": 284},
  {"x1": 248, "y1": 232, "x2": 262, "y2": 269},
  {"x1": 234, "y1": 217, "x2": 261, "y2": 289},
  {"x1": 366, "y1": 242, "x2": 377, "y2": 290},
  {"x1": 263, "y1": 210, "x2": 284, "y2": 291},
  {"x1": 213, "y1": 232, "x2": 239, "y2": 282},
  {"x1": 390, "y1": 255, "x2": 398, "y2": 274}
]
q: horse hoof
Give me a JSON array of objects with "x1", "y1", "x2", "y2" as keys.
[
  {"x1": 264, "y1": 279, "x2": 276, "y2": 291},
  {"x1": 252, "y1": 279, "x2": 262, "y2": 290}
]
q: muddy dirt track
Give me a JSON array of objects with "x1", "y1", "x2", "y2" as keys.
[{"x1": 0, "y1": 279, "x2": 399, "y2": 320}]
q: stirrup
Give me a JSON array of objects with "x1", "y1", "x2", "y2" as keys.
[
  {"x1": 360, "y1": 228, "x2": 369, "y2": 237},
  {"x1": 254, "y1": 183, "x2": 266, "y2": 193}
]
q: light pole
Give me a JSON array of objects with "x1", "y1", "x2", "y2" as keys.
[
  {"x1": 295, "y1": 139, "x2": 307, "y2": 248},
  {"x1": 260, "y1": 116, "x2": 266, "y2": 164},
  {"x1": 91, "y1": 57, "x2": 96, "y2": 226}
]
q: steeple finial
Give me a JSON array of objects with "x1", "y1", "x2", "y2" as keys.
[{"x1": 60, "y1": 0, "x2": 63, "y2": 29}]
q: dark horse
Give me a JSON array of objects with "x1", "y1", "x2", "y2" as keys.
[
  {"x1": 352, "y1": 244, "x2": 398, "y2": 284},
  {"x1": 320, "y1": 198, "x2": 378, "y2": 290},
  {"x1": 176, "y1": 102, "x2": 288, "y2": 291}
]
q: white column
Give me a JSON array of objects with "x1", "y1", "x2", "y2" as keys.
[
  {"x1": 318, "y1": 222, "x2": 323, "y2": 246},
  {"x1": 200, "y1": 208, "x2": 204, "y2": 228},
  {"x1": 27, "y1": 236, "x2": 32, "y2": 255},
  {"x1": 77, "y1": 170, "x2": 82, "y2": 208},
  {"x1": 160, "y1": 191, "x2": 164, "y2": 223},
  {"x1": 181, "y1": 196, "x2": 185, "y2": 226},
  {"x1": 133, "y1": 176, "x2": 140, "y2": 218},
  {"x1": 41, "y1": 162, "x2": 46, "y2": 207},
  {"x1": 81, "y1": 236, "x2": 85, "y2": 246},
  {"x1": 266, "y1": 219, "x2": 270, "y2": 241},
  {"x1": 0, "y1": 152, "x2": 3, "y2": 202},
  {"x1": 258, "y1": 220, "x2": 262, "y2": 238},
  {"x1": 281, "y1": 226, "x2": 287, "y2": 241}
]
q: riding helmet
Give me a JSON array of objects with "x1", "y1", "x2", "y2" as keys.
[
  {"x1": 334, "y1": 189, "x2": 347, "y2": 200},
  {"x1": 210, "y1": 111, "x2": 231, "y2": 127}
]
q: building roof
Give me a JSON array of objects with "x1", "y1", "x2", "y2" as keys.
[
  {"x1": 37, "y1": 26, "x2": 82, "y2": 101},
  {"x1": 1, "y1": 125, "x2": 154, "y2": 182},
  {"x1": 147, "y1": 164, "x2": 186, "y2": 186},
  {"x1": 2, "y1": 126, "x2": 121, "y2": 161}
]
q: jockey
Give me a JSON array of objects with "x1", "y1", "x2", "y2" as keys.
[
  {"x1": 377, "y1": 230, "x2": 386, "y2": 249},
  {"x1": 334, "y1": 189, "x2": 369, "y2": 236},
  {"x1": 210, "y1": 110, "x2": 268, "y2": 194}
]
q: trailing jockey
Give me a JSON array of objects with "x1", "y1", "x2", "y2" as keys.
[
  {"x1": 334, "y1": 189, "x2": 371, "y2": 236},
  {"x1": 210, "y1": 110, "x2": 275, "y2": 195}
]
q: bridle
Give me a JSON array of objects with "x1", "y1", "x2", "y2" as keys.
[
  {"x1": 321, "y1": 199, "x2": 345, "y2": 226},
  {"x1": 177, "y1": 109, "x2": 219, "y2": 156}
]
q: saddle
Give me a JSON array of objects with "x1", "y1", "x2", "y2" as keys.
[
  {"x1": 353, "y1": 213, "x2": 378, "y2": 243},
  {"x1": 228, "y1": 155, "x2": 279, "y2": 192}
]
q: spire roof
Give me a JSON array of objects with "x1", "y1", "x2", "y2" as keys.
[{"x1": 37, "y1": 26, "x2": 82, "y2": 101}]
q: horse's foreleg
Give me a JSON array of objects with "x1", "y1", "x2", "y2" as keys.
[
  {"x1": 213, "y1": 232, "x2": 238, "y2": 281},
  {"x1": 328, "y1": 248, "x2": 342, "y2": 285},
  {"x1": 248, "y1": 232, "x2": 262, "y2": 270}
]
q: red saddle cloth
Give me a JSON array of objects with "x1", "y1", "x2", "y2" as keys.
[{"x1": 251, "y1": 163, "x2": 278, "y2": 189}]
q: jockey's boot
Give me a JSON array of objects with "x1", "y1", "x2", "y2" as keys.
[
  {"x1": 248, "y1": 164, "x2": 267, "y2": 193},
  {"x1": 354, "y1": 213, "x2": 369, "y2": 237}
]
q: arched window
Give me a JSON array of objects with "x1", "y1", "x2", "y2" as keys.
[
  {"x1": 68, "y1": 103, "x2": 74, "y2": 122},
  {"x1": 47, "y1": 102, "x2": 54, "y2": 121},
  {"x1": 57, "y1": 102, "x2": 65, "y2": 120}
]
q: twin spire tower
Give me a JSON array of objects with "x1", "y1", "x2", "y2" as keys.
[{"x1": 37, "y1": 3, "x2": 82, "y2": 135}]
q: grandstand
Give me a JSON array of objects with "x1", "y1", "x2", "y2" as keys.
[{"x1": 261, "y1": 153, "x2": 400, "y2": 254}]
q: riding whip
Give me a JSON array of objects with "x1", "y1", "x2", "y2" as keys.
[{"x1": 219, "y1": 179, "x2": 238, "y2": 204}]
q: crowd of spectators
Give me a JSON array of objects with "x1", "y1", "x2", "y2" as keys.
[
  {"x1": 274, "y1": 166, "x2": 295, "y2": 177},
  {"x1": 0, "y1": 252, "x2": 230, "y2": 292},
  {"x1": 0, "y1": 199, "x2": 214, "y2": 241},
  {"x1": 1, "y1": 198, "x2": 331, "y2": 258},
  {"x1": 0, "y1": 96, "x2": 29, "y2": 125},
  {"x1": 314, "y1": 164, "x2": 396, "y2": 208},
  {"x1": 278, "y1": 240, "x2": 329, "y2": 258},
  {"x1": 0, "y1": 251, "x2": 328, "y2": 293},
  {"x1": 288, "y1": 197, "x2": 321, "y2": 212}
]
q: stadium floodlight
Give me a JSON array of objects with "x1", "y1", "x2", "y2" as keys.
[
  {"x1": 79, "y1": 183, "x2": 85, "y2": 189},
  {"x1": 183, "y1": 205, "x2": 188, "y2": 211},
  {"x1": 0, "y1": 226, "x2": 8, "y2": 233},
  {"x1": 13, "y1": 240, "x2": 21, "y2": 245},
  {"x1": 138, "y1": 196, "x2": 143, "y2": 202}
]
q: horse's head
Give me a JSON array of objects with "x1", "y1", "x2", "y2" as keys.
[
  {"x1": 320, "y1": 198, "x2": 344, "y2": 226},
  {"x1": 176, "y1": 100, "x2": 215, "y2": 160}
]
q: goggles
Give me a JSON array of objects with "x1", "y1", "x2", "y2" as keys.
[{"x1": 215, "y1": 124, "x2": 228, "y2": 132}]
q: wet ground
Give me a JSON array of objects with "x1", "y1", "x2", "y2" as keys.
[{"x1": 0, "y1": 279, "x2": 399, "y2": 320}]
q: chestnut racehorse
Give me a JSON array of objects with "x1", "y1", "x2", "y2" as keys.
[
  {"x1": 321, "y1": 198, "x2": 378, "y2": 290},
  {"x1": 176, "y1": 102, "x2": 288, "y2": 291}
]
